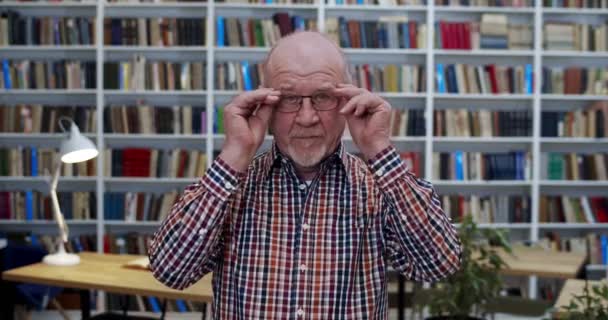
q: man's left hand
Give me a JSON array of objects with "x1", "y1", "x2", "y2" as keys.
[{"x1": 332, "y1": 84, "x2": 392, "y2": 160}]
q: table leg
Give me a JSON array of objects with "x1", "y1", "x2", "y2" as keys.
[
  {"x1": 398, "y1": 274, "x2": 405, "y2": 320},
  {"x1": 79, "y1": 290, "x2": 91, "y2": 320},
  {"x1": 201, "y1": 303, "x2": 207, "y2": 320}
]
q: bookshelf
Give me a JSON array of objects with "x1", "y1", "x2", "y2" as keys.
[{"x1": 0, "y1": 0, "x2": 607, "y2": 311}]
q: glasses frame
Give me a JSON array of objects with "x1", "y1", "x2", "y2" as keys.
[{"x1": 276, "y1": 93, "x2": 340, "y2": 113}]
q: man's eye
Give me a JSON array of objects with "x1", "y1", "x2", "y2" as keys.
[
  {"x1": 313, "y1": 93, "x2": 331, "y2": 102},
  {"x1": 282, "y1": 96, "x2": 300, "y2": 104}
]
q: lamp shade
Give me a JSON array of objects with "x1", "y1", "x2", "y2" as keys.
[{"x1": 59, "y1": 122, "x2": 98, "y2": 164}]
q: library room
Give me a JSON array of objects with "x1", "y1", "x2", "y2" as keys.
[{"x1": 0, "y1": 0, "x2": 606, "y2": 319}]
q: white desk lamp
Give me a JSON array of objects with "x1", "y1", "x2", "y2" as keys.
[{"x1": 42, "y1": 117, "x2": 98, "y2": 266}]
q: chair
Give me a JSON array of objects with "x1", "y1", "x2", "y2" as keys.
[{"x1": 0, "y1": 241, "x2": 64, "y2": 320}]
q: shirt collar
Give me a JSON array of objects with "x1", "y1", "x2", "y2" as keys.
[{"x1": 262, "y1": 140, "x2": 350, "y2": 181}]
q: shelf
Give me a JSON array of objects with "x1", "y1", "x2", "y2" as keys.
[
  {"x1": 0, "y1": 2, "x2": 96, "y2": 17},
  {"x1": 543, "y1": 7, "x2": 608, "y2": 15},
  {"x1": 0, "y1": 176, "x2": 97, "y2": 192},
  {"x1": 432, "y1": 180, "x2": 531, "y2": 195},
  {"x1": 0, "y1": 45, "x2": 96, "y2": 60},
  {"x1": 104, "y1": 46, "x2": 207, "y2": 61},
  {"x1": 104, "y1": 2, "x2": 207, "y2": 18},
  {"x1": 105, "y1": 177, "x2": 197, "y2": 193},
  {"x1": 213, "y1": 46, "x2": 269, "y2": 62},
  {"x1": 453, "y1": 222, "x2": 532, "y2": 229},
  {"x1": 434, "y1": 5, "x2": 534, "y2": 14},
  {"x1": 433, "y1": 136, "x2": 532, "y2": 152},
  {"x1": 541, "y1": 137, "x2": 608, "y2": 153},
  {"x1": 540, "y1": 180, "x2": 608, "y2": 196},
  {"x1": 215, "y1": 2, "x2": 317, "y2": 18},
  {"x1": 104, "y1": 90, "x2": 207, "y2": 106},
  {"x1": 538, "y1": 223, "x2": 608, "y2": 229},
  {"x1": 542, "y1": 51, "x2": 608, "y2": 58},
  {"x1": 105, "y1": 133, "x2": 207, "y2": 149},
  {"x1": 0, "y1": 219, "x2": 97, "y2": 234},
  {"x1": 433, "y1": 93, "x2": 533, "y2": 109},
  {"x1": 324, "y1": 4, "x2": 426, "y2": 19},
  {"x1": 0, "y1": 133, "x2": 96, "y2": 148},
  {"x1": 105, "y1": 220, "x2": 161, "y2": 232},
  {"x1": 434, "y1": 49, "x2": 534, "y2": 64},
  {"x1": 0, "y1": 89, "x2": 97, "y2": 105}
]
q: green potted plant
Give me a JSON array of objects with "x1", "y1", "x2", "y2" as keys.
[
  {"x1": 422, "y1": 214, "x2": 512, "y2": 320},
  {"x1": 558, "y1": 281, "x2": 608, "y2": 320}
]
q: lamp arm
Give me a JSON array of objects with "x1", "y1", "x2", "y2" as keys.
[{"x1": 49, "y1": 162, "x2": 69, "y2": 244}]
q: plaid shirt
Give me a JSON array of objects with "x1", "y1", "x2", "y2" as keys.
[{"x1": 149, "y1": 142, "x2": 461, "y2": 319}]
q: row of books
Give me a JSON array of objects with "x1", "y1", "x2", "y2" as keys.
[
  {"x1": 399, "y1": 152, "x2": 423, "y2": 176},
  {"x1": 105, "y1": 148, "x2": 207, "y2": 178},
  {"x1": 104, "y1": 191, "x2": 177, "y2": 221},
  {"x1": 105, "y1": 18, "x2": 206, "y2": 46},
  {"x1": 350, "y1": 64, "x2": 426, "y2": 93},
  {"x1": 0, "y1": 105, "x2": 96, "y2": 133},
  {"x1": 545, "y1": 22, "x2": 608, "y2": 52},
  {"x1": 440, "y1": 195, "x2": 530, "y2": 223},
  {"x1": 0, "y1": 12, "x2": 95, "y2": 46},
  {"x1": 433, "y1": 151, "x2": 531, "y2": 180},
  {"x1": 216, "y1": 14, "x2": 313, "y2": 47},
  {"x1": 542, "y1": 67, "x2": 608, "y2": 95},
  {"x1": 216, "y1": 61, "x2": 262, "y2": 91},
  {"x1": 1, "y1": 60, "x2": 96, "y2": 90},
  {"x1": 0, "y1": 147, "x2": 96, "y2": 177},
  {"x1": 435, "y1": 63, "x2": 533, "y2": 94},
  {"x1": 539, "y1": 196, "x2": 608, "y2": 223},
  {"x1": 543, "y1": 0, "x2": 608, "y2": 8},
  {"x1": 0, "y1": 191, "x2": 96, "y2": 221},
  {"x1": 434, "y1": 109, "x2": 532, "y2": 137},
  {"x1": 389, "y1": 109, "x2": 425, "y2": 136},
  {"x1": 435, "y1": 17, "x2": 532, "y2": 50},
  {"x1": 104, "y1": 105, "x2": 207, "y2": 134},
  {"x1": 326, "y1": 17, "x2": 426, "y2": 49},
  {"x1": 541, "y1": 102, "x2": 607, "y2": 137},
  {"x1": 540, "y1": 232, "x2": 608, "y2": 266},
  {"x1": 543, "y1": 152, "x2": 608, "y2": 180},
  {"x1": 104, "y1": 57, "x2": 206, "y2": 91}
]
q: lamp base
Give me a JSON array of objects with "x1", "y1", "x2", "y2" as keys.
[{"x1": 43, "y1": 251, "x2": 80, "y2": 266}]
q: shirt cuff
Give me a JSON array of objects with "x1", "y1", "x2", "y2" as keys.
[
  {"x1": 200, "y1": 157, "x2": 245, "y2": 202},
  {"x1": 367, "y1": 145, "x2": 410, "y2": 188}
]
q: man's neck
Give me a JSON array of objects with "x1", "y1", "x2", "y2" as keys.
[{"x1": 293, "y1": 163, "x2": 320, "y2": 181}]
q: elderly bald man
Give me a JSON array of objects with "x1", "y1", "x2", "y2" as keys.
[{"x1": 149, "y1": 31, "x2": 461, "y2": 319}]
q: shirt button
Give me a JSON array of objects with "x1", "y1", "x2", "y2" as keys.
[
  {"x1": 298, "y1": 183, "x2": 306, "y2": 190},
  {"x1": 297, "y1": 308, "x2": 304, "y2": 317},
  {"x1": 299, "y1": 264, "x2": 307, "y2": 272},
  {"x1": 224, "y1": 181, "x2": 234, "y2": 190},
  {"x1": 198, "y1": 228, "x2": 207, "y2": 236},
  {"x1": 302, "y1": 223, "x2": 310, "y2": 230},
  {"x1": 376, "y1": 168, "x2": 385, "y2": 177}
]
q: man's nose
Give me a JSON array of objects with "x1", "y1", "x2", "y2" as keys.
[{"x1": 295, "y1": 97, "x2": 320, "y2": 127}]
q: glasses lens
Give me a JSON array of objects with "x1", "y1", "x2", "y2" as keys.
[
  {"x1": 312, "y1": 93, "x2": 338, "y2": 111},
  {"x1": 278, "y1": 96, "x2": 301, "y2": 113}
]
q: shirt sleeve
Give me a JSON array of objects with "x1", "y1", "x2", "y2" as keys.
[
  {"x1": 148, "y1": 157, "x2": 244, "y2": 290},
  {"x1": 368, "y1": 145, "x2": 462, "y2": 282}
]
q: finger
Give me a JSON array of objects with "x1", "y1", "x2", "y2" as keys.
[
  {"x1": 339, "y1": 94, "x2": 366, "y2": 115},
  {"x1": 250, "y1": 103, "x2": 273, "y2": 139},
  {"x1": 331, "y1": 86, "x2": 366, "y2": 99},
  {"x1": 231, "y1": 88, "x2": 281, "y2": 110}
]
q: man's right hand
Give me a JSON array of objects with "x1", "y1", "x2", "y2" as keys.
[{"x1": 218, "y1": 88, "x2": 281, "y2": 172}]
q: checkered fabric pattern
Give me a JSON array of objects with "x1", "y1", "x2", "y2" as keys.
[{"x1": 149, "y1": 142, "x2": 461, "y2": 319}]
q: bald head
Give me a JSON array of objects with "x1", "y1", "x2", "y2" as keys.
[{"x1": 262, "y1": 31, "x2": 351, "y2": 87}]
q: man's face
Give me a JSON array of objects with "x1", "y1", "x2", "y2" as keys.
[{"x1": 268, "y1": 69, "x2": 346, "y2": 168}]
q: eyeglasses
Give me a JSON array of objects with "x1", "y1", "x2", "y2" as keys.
[{"x1": 276, "y1": 92, "x2": 339, "y2": 113}]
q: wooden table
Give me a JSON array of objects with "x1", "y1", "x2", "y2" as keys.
[
  {"x1": 496, "y1": 245, "x2": 586, "y2": 278},
  {"x1": 553, "y1": 279, "x2": 608, "y2": 318},
  {"x1": 2, "y1": 252, "x2": 213, "y2": 320}
]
